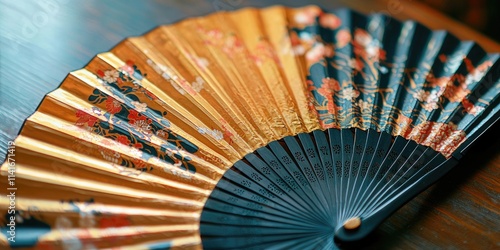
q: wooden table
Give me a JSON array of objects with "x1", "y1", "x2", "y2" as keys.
[{"x1": 0, "y1": 0, "x2": 498, "y2": 248}]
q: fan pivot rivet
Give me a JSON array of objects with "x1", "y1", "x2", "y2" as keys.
[{"x1": 343, "y1": 217, "x2": 361, "y2": 230}]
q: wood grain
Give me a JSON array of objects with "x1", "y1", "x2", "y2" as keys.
[{"x1": 0, "y1": 0, "x2": 498, "y2": 248}]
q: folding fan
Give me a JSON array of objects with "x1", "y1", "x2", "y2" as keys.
[{"x1": 1, "y1": 5, "x2": 499, "y2": 249}]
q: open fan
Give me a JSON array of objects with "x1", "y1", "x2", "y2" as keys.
[{"x1": 1, "y1": 5, "x2": 499, "y2": 249}]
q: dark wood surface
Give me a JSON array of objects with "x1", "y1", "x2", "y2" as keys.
[{"x1": 0, "y1": 0, "x2": 498, "y2": 249}]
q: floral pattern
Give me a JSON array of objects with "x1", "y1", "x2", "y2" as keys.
[
  {"x1": 290, "y1": 7, "x2": 499, "y2": 158},
  {"x1": 199, "y1": 27, "x2": 244, "y2": 57},
  {"x1": 82, "y1": 61, "x2": 199, "y2": 173}
]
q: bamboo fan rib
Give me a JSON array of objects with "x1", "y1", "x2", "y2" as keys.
[{"x1": 1, "y1": 5, "x2": 499, "y2": 250}]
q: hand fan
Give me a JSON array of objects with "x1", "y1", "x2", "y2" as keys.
[{"x1": 1, "y1": 5, "x2": 499, "y2": 249}]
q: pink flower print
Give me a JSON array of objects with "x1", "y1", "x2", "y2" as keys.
[
  {"x1": 342, "y1": 87, "x2": 360, "y2": 99},
  {"x1": 319, "y1": 13, "x2": 342, "y2": 29},
  {"x1": 121, "y1": 63, "x2": 134, "y2": 76},
  {"x1": 294, "y1": 6, "x2": 322, "y2": 26},
  {"x1": 306, "y1": 43, "x2": 326, "y2": 64},
  {"x1": 422, "y1": 102, "x2": 439, "y2": 111},
  {"x1": 354, "y1": 29, "x2": 372, "y2": 47}
]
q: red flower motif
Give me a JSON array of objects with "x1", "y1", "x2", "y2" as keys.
[
  {"x1": 179, "y1": 79, "x2": 197, "y2": 96},
  {"x1": 461, "y1": 99, "x2": 473, "y2": 111},
  {"x1": 207, "y1": 29, "x2": 223, "y2": 41},
  {"x1": 306, "y1": 44, "x2": 331, "y2": 64},
  {"x1": 317, "y1": 78, "x2": 341, "y2": 98},
  {"x1": 319, "y1": 13, "x2": 342, "y2": 29},
  {"x1": 378, "y1": 48, "x2": 387, "y2": 60},
  {"x1": 223, "y1": 130, "x2": 234, "y2": 144},
  {"x1": 443, "y1": 83, "x2": 470, "y2": 102},
  {"x1": 438, "y1": 54, "x2": 447, "y2": 63},
  {"x1": 116, "y1": 135, "x2": 130, "y2": 146},
  {"x1": 105, "y1": 98, "x2": 122, "y2": 114},
  {"x1": 75, "y1": 110, "x2": 98, "y2": 127},
  {"x1": 97, "y1": 70, "x2": 105, "y2": 78},
  {"x1": 128, "y1": 110, "x2": 146, "y2": 123},
  {"x1": 132, "y1": 158, "x2": 147, "y2": 170},
  {"x1": 294, "y1": 6, "x2": 321, "y2": 26},
  {"x1": 396, "y1": 114, "x2": 412, "y2": 125},
  {"x1": 222, "y1": 35, "x2": 244, "y2": 57},
  {"x1": 121, "y1": 63, "x2": 134, "y2": 76},
  {"x1": 290, "y1": 32, "x2": 301, "y2": 47},
  {"x1": 128, "y1": 110, "x2": 152, "y2": 134},
  {"x1": 133, "y1": 143, "x2": 143, "y2": 149},
  {"x1": 98, "y1": 214, "x2": 131, "y2": 229},
  {"x1": 118, "y1": 60, "x2": 136, "y2": 75}
]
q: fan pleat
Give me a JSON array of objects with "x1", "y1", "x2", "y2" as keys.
[
  {"x1": 22, "y1": 112, "x2": 217, "y2": 189},
  {"x1": 175, "y1": 18, "x2": 280, "y2": 142},
  {"x1": 10, "y1": 137, "x2": 210, "y2": 200},
  {"x1": 122, "y1": 37, "x2": 257, "y2": 156},
  {"x1": 40, "y1": 85, "x2": 224, "y2": 179},
  {"x1": 149, "y1": 26, "x2": 270, "y2": 148},
  {"x1": 31, "y1": 225, "x2": 200, "y2": 249}
]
